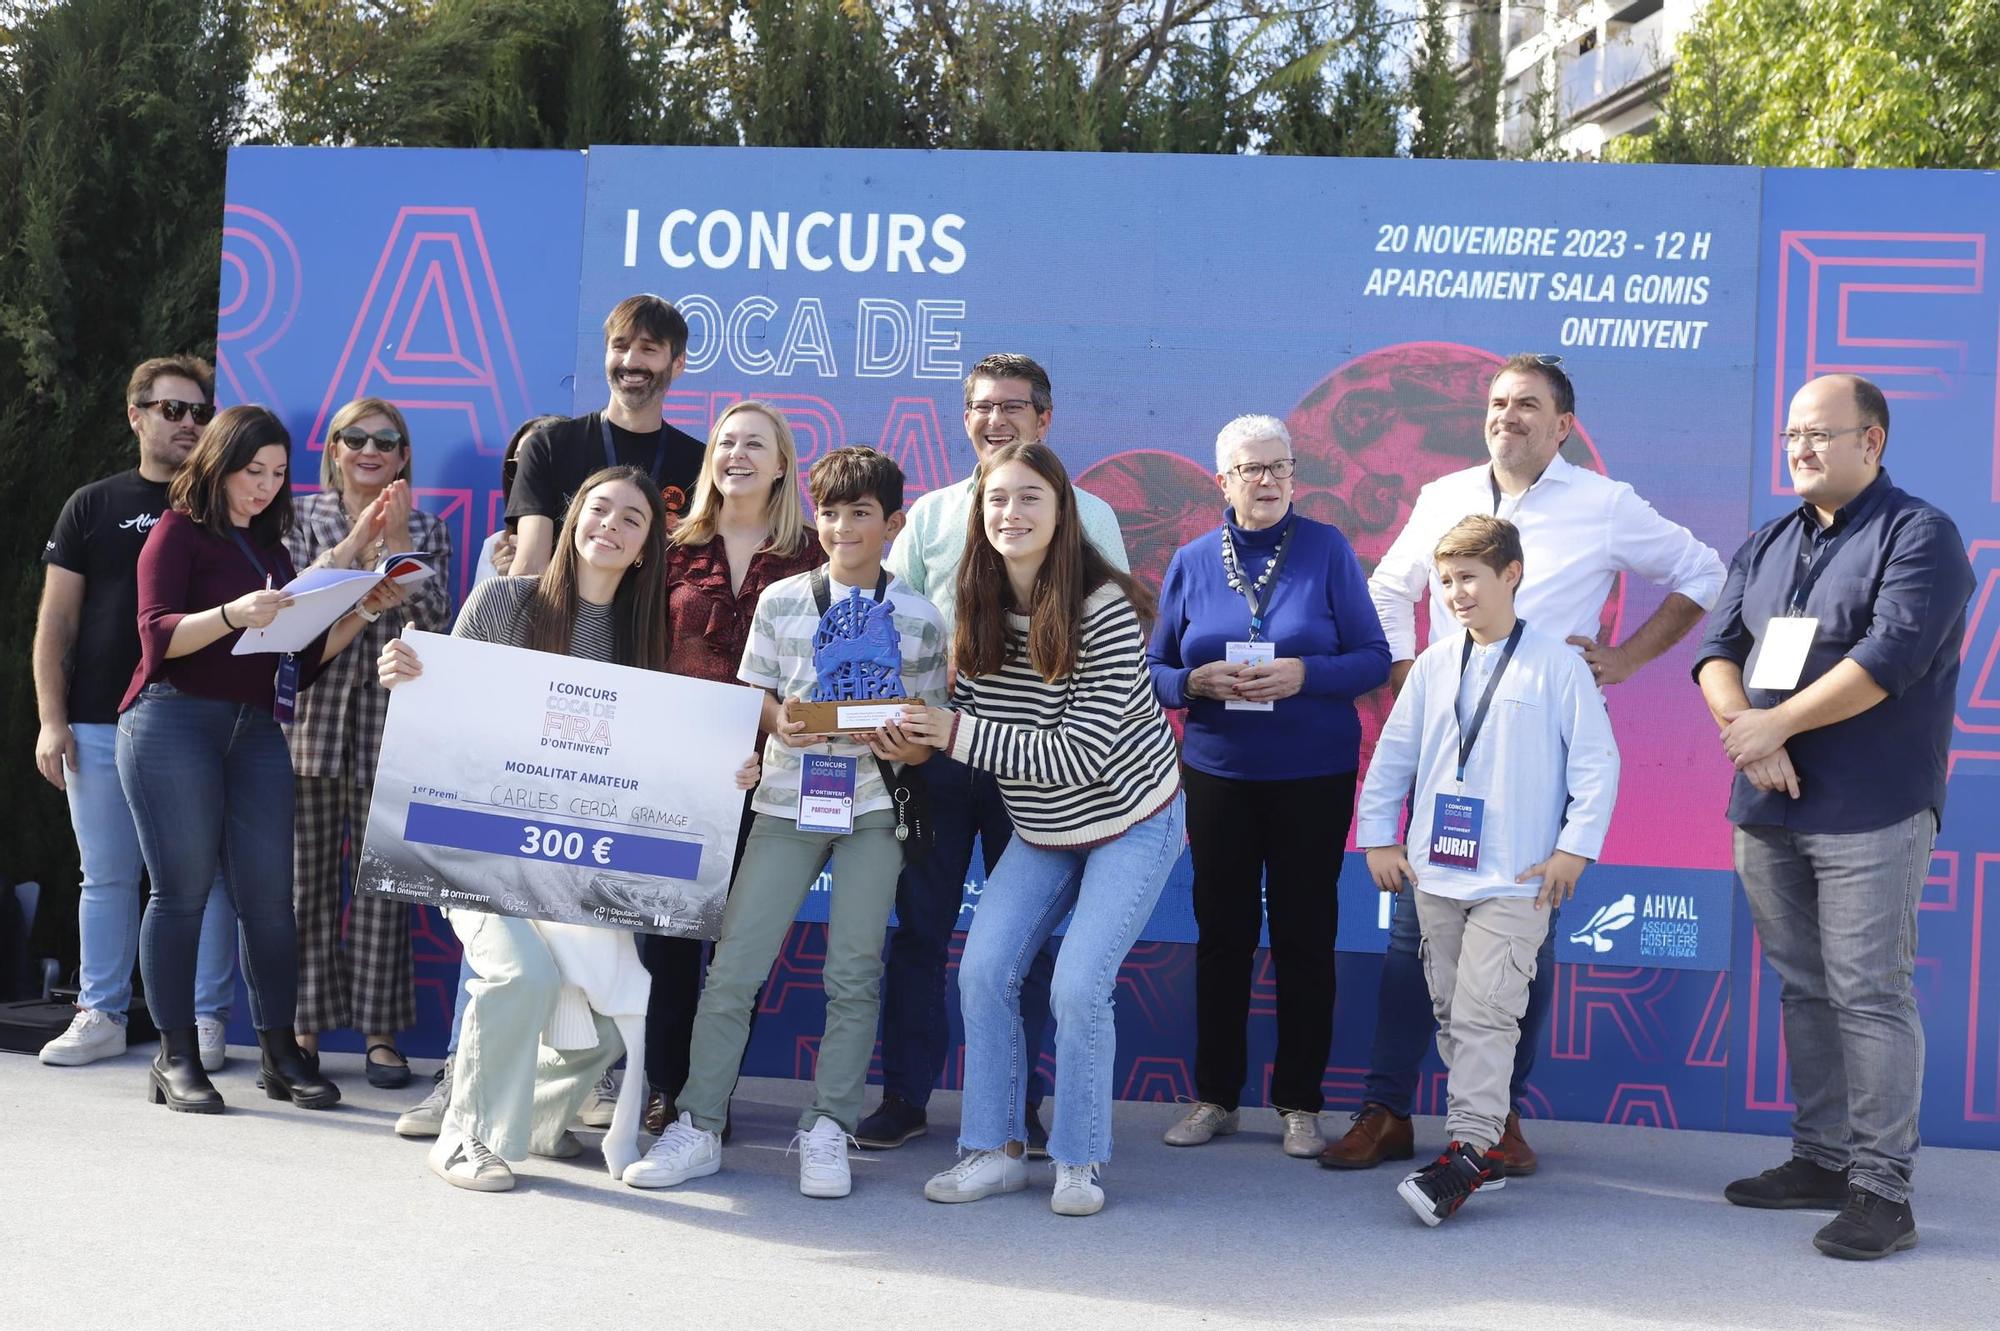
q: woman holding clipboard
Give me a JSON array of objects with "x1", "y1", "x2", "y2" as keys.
[
  {"x1": 377, "y1": 465, "x2": 758, "y2": 1192},
  {"x1": 119, "y1": 405, "x2": 404, "y2": 1115}
]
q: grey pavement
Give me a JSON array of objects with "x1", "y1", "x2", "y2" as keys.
[{"x1": 2, "y1": 1050, "x2": 1994, "y2": 1331}]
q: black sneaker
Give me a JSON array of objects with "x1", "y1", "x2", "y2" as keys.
[
  {"x1": 1025, "y1": 1101, "x2": 1050, "y2": 1160},
  {"x1": 1814, "y1": 1187, "x2": 1919, "y2": 1260},
  {"x1": 1724, "y1": 1156, "x2": 1850, "y2": 1210},
  {"x1": 1397, "y1": 1141, "x2": 1500, "y2": 1227},
  {"x1": 856, "y1": 1093, "x2": 927, "y2": 1149}
]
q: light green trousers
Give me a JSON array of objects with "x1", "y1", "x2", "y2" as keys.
[
  {"x1": 446, "y1": 911, "x2": 625, "y2": 1162},
  {"x1": 677, "y1": 810, "x2": 901, "y2": 1135}
]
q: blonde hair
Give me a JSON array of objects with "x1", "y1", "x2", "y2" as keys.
[
  {"x1": 671, "y1": 400, "x2": 808, "y2": 556},
  {"x1": 321, "y1": 397, "x2": 414, "y2": 493}
]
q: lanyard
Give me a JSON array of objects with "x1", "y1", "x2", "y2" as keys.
[
  {"x1": 226, "y1": 527, "x2": 275, "y2": 583},
  {"x1": 600, "y1": 413, "x2": 671, "y2": 487},
  {"x1": 810, "y1": 567, "x2": 890, "y2": 615},
  {"x1": 1454, "y1": 620, "x2": 1525, "y2": 784},
  {"x1": 1788, "y1": 506, "x2": 1871, "y2": 615},
  {"x1": 1222, "y1": 522, "x2": 1295, "y2": 641}
]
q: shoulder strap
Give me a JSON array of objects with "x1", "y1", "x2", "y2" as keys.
[{"x1": 810, "y1": 567, "x2": 890, "y2": 616}]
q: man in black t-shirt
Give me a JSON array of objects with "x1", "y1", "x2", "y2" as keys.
[
  {"x1": 34, "y1": 355, "x2": 238, "y2": 1069},
  {"x1": 506, "y1": 294, "x2": 705, "y2": 575}
]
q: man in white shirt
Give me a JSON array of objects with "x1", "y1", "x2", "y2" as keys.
[
  {"x1": 855, "y1": 353, "x2": 1130, "y2": 1153},
  {"x1": 1321, "y1": 353, "x2": 1724, "y2": 1176}
]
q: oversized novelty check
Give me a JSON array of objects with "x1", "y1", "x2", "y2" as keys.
[{"x1": 356, "y1": 630, "x2": 763, "y2": 939}]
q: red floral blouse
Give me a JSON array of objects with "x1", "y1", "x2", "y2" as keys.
[{"x1": 663, "y1": 533, "x2": 826, "y2": 684}]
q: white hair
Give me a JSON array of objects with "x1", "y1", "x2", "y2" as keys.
[{"x1": 1214, "y1": 414, "x2": 1292, "y2": 473}]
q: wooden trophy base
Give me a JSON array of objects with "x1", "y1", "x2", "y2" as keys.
[{"x1": 792, "y1": 699, "x2": 913, "y2": 735}]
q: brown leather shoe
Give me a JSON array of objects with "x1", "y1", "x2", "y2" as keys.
[
  {"x1": 1317, "y1": 1104, "x2": 1415, "y2": 1170},
  {"x1": 1493, "y1": 1110, "x2": 1539, "y2": 1176}
]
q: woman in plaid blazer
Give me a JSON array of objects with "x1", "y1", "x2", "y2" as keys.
[{"x1": 283, "y1": 397, "x2": 455, "y2": 1087}]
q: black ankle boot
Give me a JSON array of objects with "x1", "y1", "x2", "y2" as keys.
[
  {"x1": 258, "y1": 1027, "x2": 341, "y2": 1110},
  {"x1": 149, "y1": 1029, "x2": 224, "y2": 1114}
]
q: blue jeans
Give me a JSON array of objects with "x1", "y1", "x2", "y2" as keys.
[
  {"x1": 957, "y1": 794, "x2": 1185, "y2": 1166},
  {"x1": 117, "y1": 687, "x2": 299, "y2": 1031},
  {"x1": 67, "y1": 722, "x2": 236, "y2": 1021},
  {"x1": 1362, "y1": 886, "x2": 1557, "y2": 1115},
  {"x1": 1735, "y1": 810, "x2": 1934, "y2": 1203},
  {"x1": 880, "y1": 755, "x2": 1052, "y2": 1109}
]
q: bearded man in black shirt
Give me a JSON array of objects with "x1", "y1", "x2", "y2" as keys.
[{"x1": 506, "y1": 294, "x2": 705, "y2": 575}]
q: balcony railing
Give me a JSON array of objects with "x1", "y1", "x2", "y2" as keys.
[{"x1": 1557, "y1": 10, "x2": 1667, "y2": 117}]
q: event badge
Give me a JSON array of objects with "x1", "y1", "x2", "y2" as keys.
[
  {"x1": 1224, "y1": 641, "x2": 1276, "y2": 712},
  {"x1": 1429, "y1": 793, "x2": 1484, "y2": 870},
  {"x1": 797, "y1": 752, "x2": 858, "y2": 834},
  {"x1": 273, "y1": 653, "x2": 300, "y2": 724},
  {"x1": 1746, "y1": 616, "x2": 1817, "y2": 692}
]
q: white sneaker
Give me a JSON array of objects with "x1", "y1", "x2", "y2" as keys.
[
  {"x1": 792, "y1": 1116, "x2": 854, "y2": 1199},
  {"x1": 1163, "y1": 1101, "x2": 1239, "y2": 1146},
  {"x1": 1280, "y1": 1110, "x2": 1325, "y2": 1159},
  {"x1": 396, "y1": 1064, "x2": 452, "y2": 1138},
  {"x1": 428, "y1": 1130, "x2": 515, "y2": 1192},
  {"x1": 623, "y1": 1112, "x2": 721, "y2": 1189},
  {"x1": 195, "y1": 1015, "x2": 227, "y2": 1072},
  {"x1": 1051, "y1": 1162, "x2": 1105, "y2": 1216},
  {"x1": 39, "y1": 1009, "x2": 126, "y2": 1066},
  {"x1": 924, "y1": 1148, "x2": 1028, "y2": 1204},
  {"x1": 577, "y1": 1068, "x2": 618, "y2": 1128}
]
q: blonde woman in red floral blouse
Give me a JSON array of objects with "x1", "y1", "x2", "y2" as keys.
[{"x1": 640, "y1": 400, "x2": 824, "y2": 1129}]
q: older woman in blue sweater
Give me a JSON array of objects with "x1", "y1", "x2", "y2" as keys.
[{"x1": 1147, "y1": 414, "x2": 1390, "y2": 1159}]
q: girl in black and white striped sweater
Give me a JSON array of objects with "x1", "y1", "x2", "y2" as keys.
[{"x1": 900, "y1": 441, "x2": 1185, "y2": 1218}]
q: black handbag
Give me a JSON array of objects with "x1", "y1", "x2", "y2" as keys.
[{"x1": 809, "y1": 569, "x2": 936, "y2": 863}]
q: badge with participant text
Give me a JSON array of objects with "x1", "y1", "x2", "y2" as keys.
[{"x1": 796, "y1": 752, "x2": 859, "y2": 834}]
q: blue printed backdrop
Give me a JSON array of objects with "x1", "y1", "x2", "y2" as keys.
[{"x1": 215, "y1": 146, "x2": 1998, "y2": 1150}]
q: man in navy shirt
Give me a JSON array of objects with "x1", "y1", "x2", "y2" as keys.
[{"x1": 1695, "y1": 373, "x2": 1973, "y2": 1262}]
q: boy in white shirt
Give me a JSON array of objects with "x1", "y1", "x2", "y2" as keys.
[{"x1": 1356, "y1": 514, "x2": 1619, "y2": 1226}]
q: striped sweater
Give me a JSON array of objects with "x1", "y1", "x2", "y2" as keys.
[{"x1": 948, "y1": 583, "x2": 1181, "y2": 848}]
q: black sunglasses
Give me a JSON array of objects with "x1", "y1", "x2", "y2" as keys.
[
  {"x1": 333, "y1": 426, "x2": 406, "y2": 453},
  {"x1": 139, "y1": 398, "x2": 215, "y2": 425}
]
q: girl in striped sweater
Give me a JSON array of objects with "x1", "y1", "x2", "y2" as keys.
[{"x1": 899, "y1": 440, "x2": 1185, "y2": 1217}]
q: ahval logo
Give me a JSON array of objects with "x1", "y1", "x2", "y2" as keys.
[{"x1": 1568, "y1": 894, "x2": 1637, "y2": 954}]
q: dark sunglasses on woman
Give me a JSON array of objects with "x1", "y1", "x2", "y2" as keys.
[{"x1": 334, "y1": 426, "x2": 406, "y2": 452}]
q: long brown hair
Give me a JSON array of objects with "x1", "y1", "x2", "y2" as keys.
[
  {"x1": 169, "y1": 404, "x2": 294, "y2": 546},
  {"x1": 953, "y1": 441, "x2": 1152, "y2": 683},
  {"x1": 523, "y1": 466, "x2": 670, "y2": 671}
]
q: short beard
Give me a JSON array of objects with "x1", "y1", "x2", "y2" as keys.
[{"x1": 610, "y1": 370, "x2": 664, "y2": 407}]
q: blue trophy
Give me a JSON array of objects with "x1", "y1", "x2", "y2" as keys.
[{"x1": 794, "y1": 584, "x2": 908, "y2": 733}]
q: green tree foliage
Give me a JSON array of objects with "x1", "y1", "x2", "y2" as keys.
[
  {"x1": 0, "y1": 0, "x2": 250, "y2": 918},
  {"x1": 250, "y1": 0, "x2": 677, "y2": 148},
  {"x1": 1405, "y1": 0, "x2": 1497, "y2": 160},
  {"x1": 1618, "y1": 0, "x2": 2000, "y2": 167}
]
